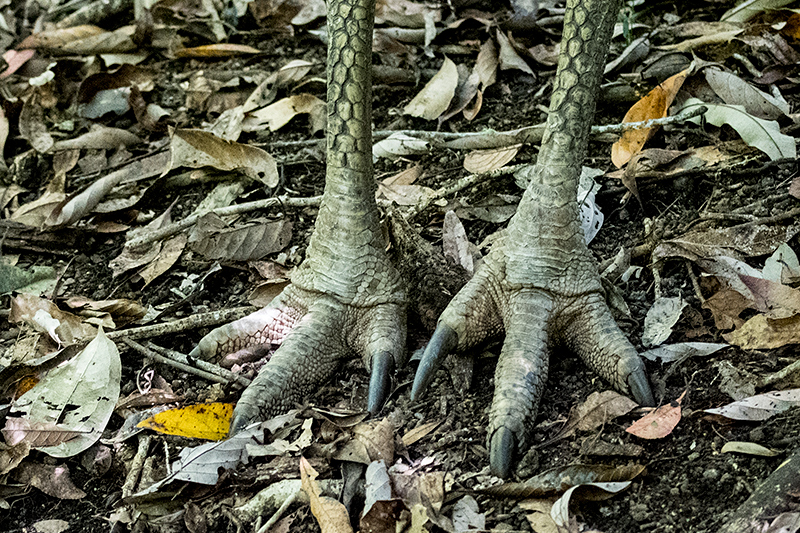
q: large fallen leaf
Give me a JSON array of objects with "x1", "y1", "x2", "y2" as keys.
[
  {"x1": 6, "y1": 327, "x2": 120, "y2": 457},
  {"x1": 572, "y1": 391, "x2": 639, "y2": 433},
  {"x1": 189, "y1": 215, "x2": 293, "y2": 261},
  {"x1": 9, "y1": 293, "x2": 96, "y2": 345},
  {"x1": 452, "y1": 495, "x2": 485, "y2": 533},
  {"x1": 641, "y1": 297, "x2": 686, "y2": 347},
  {"x1": 19, "y1": 92, "x2": 54, "y2": 153},
  {"x1": 740, "y1": 275, "x2": 800, "y2": 319},
  {"x1": 724, "y1": 313, "x2": 800, "y2": 349},
  {"x1": 641, "y1": 342, "x2": 728, "y2": 362},
  {"x1": 442, "y1": 210, "x2": 473, "y2": 275},
  {"x1": 496, "y1": 30, "x2": 534, "y2": 76},
  {"x1": 14, "y1": 462, "x2": 86, "y2": 499},
  {"x1": 551, "y1": 482, "x2": 631, "y2": 528},
  {"x1": 137, "y1": 403, "x2": 233, "y2": 440},
  {"x1": 168, "y1": 128, "x2": 279, "y2": 187},
  {"x1": 705, "y1": 389, "x2": 800, "y2": 420},
  {"x1": 404, "y1": 57, "x2": 458, "y2": 120},
  {"x1": 46, "y1": 151, "x2": 170, "y2": 227},
  {"x1": 373, "y1": 133, "x2": 430, "y2": 160},
  {"x1": 721, "y1": 0, "x2": 796, "y2": 23},
  {"x1": 242, "y1": 94, "x2": 325, "y2": 133},
  {"x1": 763, "y1": 243, "x2": 800, "y2": 284},
  {"x1": 611, "y1": 69, "x2": 688, "y2": 167},
  {"x1": 482, "y1": 464, "x2": 645, "y2": 498},
  {"x1": 704, "y1": 68, "x2": 789, "y2": 120},
  {"x1": 301, "y1": 456, "x2": 354, "y2": 533},
  {"x1": 682, "y1": 98, "x2": 796, "y2": 160},
  {"x1": 463, "y1": 144, "x2": 520, "y2": 174},
  {"x1": 0, "y1": 263, "x2": 56, "y2": 295},
  {"x1": 626, "y1": 391, "x2": 685, "y2": 439}
]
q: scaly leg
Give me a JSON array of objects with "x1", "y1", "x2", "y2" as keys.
[
  {"x1": 411, "y1": 0, "x2": 654, "y2": 477},
  {"x1": 192, "y1": 0, "x2": 406, "y2": 431}
]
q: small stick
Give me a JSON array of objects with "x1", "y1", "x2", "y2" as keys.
[
  {"x1": 758, "y1": 359, "x2": 800, "y2": 389},
  {"x1": 145, "y1": 341, "x2": 252, "y2": 387},
  {"x1": 122, "y1": 338, "x2": 240, "y2": 386},
  {"x1": 256, "y1": 492, "x2": 298, "y2": 533},
  {"x1": 405, "y1": 164, "x2": 524, "y2": 220},
  {"x1": 122, "y1": 434, "x2": 151, "y2": 498},
  {"x1": 125, "y1": 195, "x2": 322, "y2": 250},
  {"x1": 106, "y1": 307, "x2": 254, "y2": 343}
]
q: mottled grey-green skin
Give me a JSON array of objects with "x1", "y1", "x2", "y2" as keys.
[
  {"x1": 412, "y1": 0, "x2": 653, "y2": 476},
  {"x1": 192, "y1": 0, "x2": 653, "y2": 474},
  {"x1": 191, "y1": 0, "x2": 406, "y2": 430}
]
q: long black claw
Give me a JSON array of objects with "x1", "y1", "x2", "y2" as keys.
[
  {"x1": 367, "y1": 351, "x2": 394, "y2": 415},
  {"x1": 489, "y1": 426, "x2": 516, "y2": 478},
  {"x1": 629, "y1": 367, "x2": 655, "y2": 407},
  {"x1": 411, "y1": 324, "x2": 459, "y2": 401}
]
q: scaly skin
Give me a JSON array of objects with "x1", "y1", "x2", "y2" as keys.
[
  {"x1": 411, "y1": 0, "x2": 654, "y2": 477},
  {"x1": 191, "y1": 0, "x2": 406, "y2": 430}
]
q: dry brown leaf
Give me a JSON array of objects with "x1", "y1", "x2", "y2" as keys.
[
  {"x1": 442, "y1": 210, "x2": 473, "y2": 275},
  {"x1": 18, "y1": 25, "x2": 105, "y2": 49},
  {"x1": 2, "y1": 418, "x2": 83, "y2": 448},
  {"x1": 438, "y1": 64, "x2": 481, "y2": 123},
  {"x1": 51, "y1": 125, "x2": 141, "y2": 152},
  {"x1": 19, "y1": 92, "x2": 54, "y2": 153},
  {"x1": 58, "y1": 27, "x2": 136, "y2": 55},
  {"x1": 174, "y1": 44, "x2": 261, "y2": 58},
  {"x1": 243, "y1": 94, "x2": 325, "y2": 133},
  {"x1": 169, "y1": 128, "x2": 279, "y2": 187},
  {"x1": 243, "y1": 59, "x2": 314, "y2": 112},
  {"x1": 300, "y1": 456, "x2": 354, "y2": 533},
  {"x1": 9, "y1": 174, "x2": 66, "y2": 227},
  {"x1": 497, "y1": 30, "x2": 534, "y2": 76},
  {"x1": 724, "y1": 314, "x2": 800, "y2": 349},
  {"x1": 401, "y1": 420, "x2": 441, "y2": 447},
  {"x1": 381, "y1": 165, "x2": 423, "y2": 187},
  {"x1": 404, "y1": 57, "x2": 458, "y2": 120},
  {"x1": 375, "y1": 0, "x2": 441, "y2": 27},
  {"x1": 661, "y1": 29, "x2": 743, "y2": 52},
  {"x1": 573, "y1": 391, "x2": 639, "y2": 432},
  {"x1": 475, "y1": 38, "x2": 498, "y2": 89},
  {"x1": 611, "y1": 69, "x2": 689, "y2": 167},
  {"x1": 190, "y1": 216, "x2": 293, "y2": 261},
  {"x1": 463, "y1": 144, "x2": 520, "y2": 174},
  {"x1": 136, "y1": 233, "x2": 187, "y2": 287},
  {"x1": 353, "y1": 418, "x2": 395, "y2": 464},
  {"x1": 626, "y1": 391, "x2": 685, "y2": 439},
  {"x1": 14, "y1": 462, "x2": 86, "y2": 500}
]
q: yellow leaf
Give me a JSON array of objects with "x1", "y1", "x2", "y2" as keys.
[
  {"x1": 174, "y1": 44, "x2": 261, "y2": 58},
  {"x1": 137, "y1": 402, "x2": 234, "y2": 440},
  {"x1": 611, "y1": 69, "x2": 688, "y2": 168}
]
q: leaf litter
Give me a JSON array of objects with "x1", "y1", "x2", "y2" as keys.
[{"x1": 0, "y1": 0, "x2": 799, "y2": 531}]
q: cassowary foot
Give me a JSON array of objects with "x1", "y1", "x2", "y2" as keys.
[
  {"x1": 411, "y1": 243, "x2": 654, "y2": 478},
  {"x1": 191, "y1": 283, "x2": 405, "y2": 432}
]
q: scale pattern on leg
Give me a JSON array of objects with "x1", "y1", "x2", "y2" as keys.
[
  {"x1": 193, "y1": 0, "x2": 406, "y2": 429},
  {"x1": 412, "y1": 0, "x2": 654, "y2": 477}
]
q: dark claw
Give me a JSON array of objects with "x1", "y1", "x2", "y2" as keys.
[
  {"x1": 230, "y1": 411, "x2": 251, "y2": 435},
  {"x1": 628, "y1": 366, "x2": 655, "y2": 407},
  {"x1": 367, "y1": 351, "x2": 394, "y2": 415},
  {"x1": 489, "y1": 426, "x2": 516, "y2": 478},
  {"x1": 411, "y1": 324, "x2": 458, "y2": 401}
]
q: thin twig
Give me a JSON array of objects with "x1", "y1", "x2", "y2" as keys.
[
  {"x1": 106, "y1": 306, "x2": 254, "y2": 343},
  {"x1": 256, "y1": 492, "x2": 298, "y2": 533},
  {"x1": 125, "y1": 196, "x2": 322, "y2": 250},
  {"x1": 145, "y1": 341, "x2": 252, "y2": 387},
  {"x1": 122, "y1": 434, "x2": 151, "y2": 498},
  {"x1": 122, "y1": 338, "x2": 245, "y2": 387},
  {"x1": 758, "y1": 359, "x2": 800, "y2": 389},
  {"x1": 405, "y1": 164, "x2": 525, "y2": 220}
]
